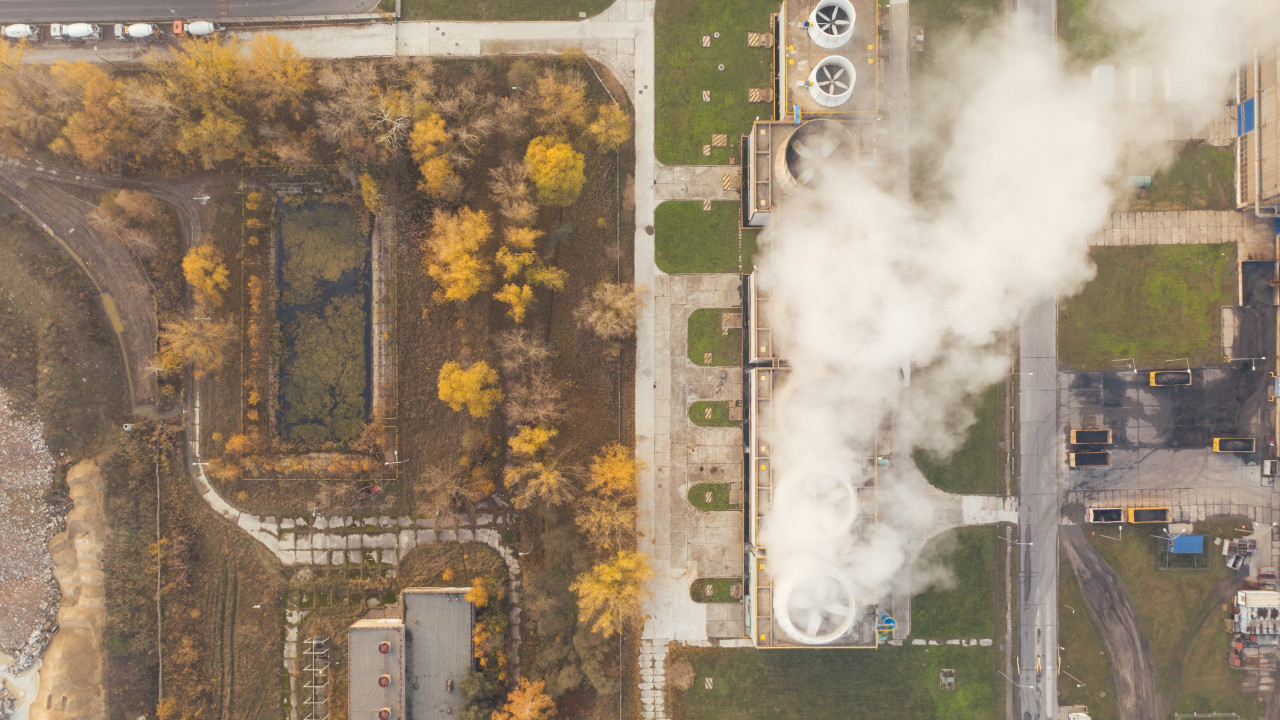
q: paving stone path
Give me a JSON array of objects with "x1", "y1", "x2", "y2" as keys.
[{"x1": 1088, "y1": 210, "x2": 1275, "y2": 260}]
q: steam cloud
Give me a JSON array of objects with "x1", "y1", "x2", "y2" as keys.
[{"x1": 756, "y1": 0, "x2": 1278, "y2": 635}]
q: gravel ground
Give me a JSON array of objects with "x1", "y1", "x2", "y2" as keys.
[{"x1": 0, "y1": 389, "x2": 58, "y2": 661}]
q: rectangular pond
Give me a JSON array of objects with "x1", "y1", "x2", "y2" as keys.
[{"x1": 277, "y1": 201, "x2": 370, "y2": 445}]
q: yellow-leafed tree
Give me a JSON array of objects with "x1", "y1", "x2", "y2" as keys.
[
  {"x1": 509, "y1": 425, "x2": 556, "y2": 457},
  {"x1": 492, "y1": 678, "x2": 556, "y2": 720},
  {"x1": 586, "y1": 101, "x2": 632, "y2": 151},
  {"x1": 437, "y1": 360, "x2": 503, "y2": 418},
  {"x1": 494, "y1": 283, "x2": 535, "y2": 323},
  {"x1": 49, "y1": 62, "x2": 142, "y2": 172},
  {"x1": 422, "y1": 206, "x2": 493, "y2": 303},
  {"x1": 524, "y1": 262, "x2": 566, "y2": 291},
  {"x1": 524, "y1": 135, "x2": 585, "y2": 207},
  {"x1": 495, "y1": 246, "x2": 536, "y2": 280},
  {"x1": 531, "y1": 71, "x2": 589, "y2": 134},
  {"x1": 359, "y1": 172, "x2": 385, "y2": 214},
  {"x1": 503, "y1": 226, "x2": 543, "y2": 251},
  {"x1": 570, "y1": 550, "x2": 653, "y2": 638},
  {"x1": 410, "y1": 112, "x2": 459, "y2": 199},
  {"x1": 158, "y1": 315, "x2": 236, "y2": 378},
  {"x1": 504, "y1": 461, "x2": 570, "y2": 509},
  {"x1": 587, "y1": 442, "x2": 640, "y2": 500},
  {"x1": 182, "y1": 244, "x2": 230, "y2": 304},
  {"x1": 242, "y1": 34, "x2": 313, "y2": 120}
]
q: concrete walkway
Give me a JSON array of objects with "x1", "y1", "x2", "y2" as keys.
[
  {"x1": 654, "y1": 165, "x2": 741, "y2": 203},
  {"x1": 1089, "y1": 210, "x2": 1276, "y2": 260}
]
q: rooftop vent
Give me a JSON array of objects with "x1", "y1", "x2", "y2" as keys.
[
  {"x1": 378, "y1": 642, "x2": 390, "y2": 654},
  {"x1": 807, "y1": 0, "x2": 856, "y2": 49},
  {"x1": 378, "y1": 675, "x2": 391, "y2": 688},
  {"x1": 806, "y1": 56, "x2": 857, "y2": 108}
]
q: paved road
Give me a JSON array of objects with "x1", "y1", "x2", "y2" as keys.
[
  {"x1": 1016, "y1": 299, "x2": 1060, "y2": 720},
  {"x1": 0, "y1": 0, "x2": 378, "y2": 22}
]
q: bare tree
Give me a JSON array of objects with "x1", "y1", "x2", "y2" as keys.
[
  {"x1": 496, "y1": 328, "x2": 552, "y2": 375},
  {"x1": 576, "y1": 282, "x2": 644, "y2": 343}
]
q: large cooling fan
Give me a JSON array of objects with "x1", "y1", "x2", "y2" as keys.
[{"x1": 806, "y1": 56, "x2": 857, "y2": 107}]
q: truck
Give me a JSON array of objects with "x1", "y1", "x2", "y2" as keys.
[
  {"x1": 50, "y1": 23, "x2": 100, "y2": 41},
  {"x1": 1128, "y1": 507, "x2": 1170, "y2": 523},
  {"x1": 1071, "y1": 429, "x2": 1112, "y2": 445},
  {"x1": 115, "y1": 23, "x2": 162, "y2": 41},
  {"x1": 173, "y1": 20, "x2": 222, "y2": 38},
  {"x1": 1214, "y1": 437, "x2": 1257, "y2": 453},
  {"x1": 1069, "y1": 451, "x2": 1111, "y2": 468},
  {"x1": 2, "y1": 24, "x2": 40, "y2": 41},
  {"x1": 1149, "y1": 370, "x2": 1192, "y2": 387},
  {"x1": 1087, "y1": 508, "x2": 1123, "y2": 524}
]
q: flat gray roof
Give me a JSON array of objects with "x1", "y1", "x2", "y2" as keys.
[
  {"x1": 348, "y1": 619, "x2": 405, "y2": 720},
  {"x1": 403, "y1": 588, "x2": 474, "y2": 720}
]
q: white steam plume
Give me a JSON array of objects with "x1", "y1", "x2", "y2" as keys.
[{"x1": 757, "y1": 0, "x2": 1278, "y2": 628}]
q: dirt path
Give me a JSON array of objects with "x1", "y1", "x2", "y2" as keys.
[
  {"x1": 1061, "y1": 526, "x2": 1161, "y2": 720},
  {"x1": 0, "y1": 158, "x2": 212, "y2": 417},
  {"x1": 30, "y1": 461, "x2": 108, "y2": 720}
]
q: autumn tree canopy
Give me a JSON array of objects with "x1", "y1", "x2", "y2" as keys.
[
  {"x1": 524, "y1": 136, "x2": 586, "y2": 207},
  {"x1": 182, "y1": 244, "x2": 230, "y2": 305},
  {"x1": 586, "y1": 102, "x2": 631, "y2": 151},
  {"x1": 570, "y1": 550, "x2": 653, "y2": 638},
  {"x1": 437, "y1": 360, "x2": 503, "y2": 418},
  {"x1": 492, "y1": 678, "x2": 556, "y2": 720},
  {"x1": 576, "y1": 282, "x2": 643, "y2": 345},
  {"x1": 157, "y1": 316, "x2": 236, "y2": 378},
  {"x1": 422, "y1": 206, "x2": 493, "y2": 303}
]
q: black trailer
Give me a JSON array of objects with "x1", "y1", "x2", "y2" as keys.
[
  {"x1": 1214, "y1": 438, "x2": 1257, "y2": 453},
  {"x1": 1149, "y1": 370, "x2": 1192, "y2": 387},
  {"x1": 1071, "y1": 429, "x2": 1112, "y2": 445},
  {"x1": 1087, "y1": 508, "x2": 1123, "y2": 523},
  {"x1": 1069, "y1": 451, "x2": 1111, "y2": 467}
]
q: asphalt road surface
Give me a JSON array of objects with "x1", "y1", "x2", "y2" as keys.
[
  {"x1": 0, "y1": 0, "x2": 379, "y2": 22},
  {"x1": 1016, "y1": 298, "x2": 1061, "y2": 720}
]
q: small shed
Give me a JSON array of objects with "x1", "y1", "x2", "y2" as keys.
[{"x1": 1170, "y1": 535, "x2": 1205, "y2": 554}]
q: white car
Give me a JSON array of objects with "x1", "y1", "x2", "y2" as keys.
[
  {"x1": 2, "y1": 24, "x2": 39, "y2": 41},
  {"x1": 115, "y1": 23, "x2": 162, "y2": 41},
  {"x1": 50, "y1": 23, "x2": 101, "y2": 41}
]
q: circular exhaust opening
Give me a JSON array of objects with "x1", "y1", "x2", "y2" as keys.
[
  {"x1": 806, "y1": 56, "x2": 857, "y2": 108},
  {"x1": 774, "y1": 470, "x2": 858, "y2": 536},
  {"x1": 784, "y1": 120, "x2": 856, "y2": 187},
  {"x1": 807, "y1": 0, "x2": 856, "y2": 49},
  {"x1": 774, "y1": 572, "x2": 859, "y2": 645}
]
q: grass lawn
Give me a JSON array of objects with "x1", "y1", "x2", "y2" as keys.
[
  {"x1": 1058, "y1": 548, "x2": 1120, "y2": 720},
  {"x1": 1126, "y1": 141, "x2": 1237, "y2": 212},
  {"x1": 689, "y1": 577, "x2": 742, "y2": 603},
  {"x1": 912, "y1": 384, "x2": 1000, "y2": 495},
  {"x1": 668, "y1": 645, "x2": 997, "y2": 720},
  {"x1": 654, "y1": 0, "x2": 778, "y2": 165},
  {"x1": 1058, "y1": 244, "x2": 1236, "y2": 370},
  {"x1": 1057, "y1": 0, "x2": 1116, "y2": 65},
  {"x1": 688, "y1": 400, "x2": 738, "y2": 427},
  {"x1": 687, "y1": 308, "x2": 742, "y2": 366},
  {"x1": 687, "y1": 482, "x2": 739, "y2": 511},
  {"x1": 1087, "y1": 525, "x2": 1258, "y2": 714},
  {"x1": 393, "y1": 0, "x2": 614, "y2": 20},
  {"x1": 655, "y1": 201, "x2": 758, "y2": 274},
  {"x1": 911, "y1": 527, "x2": 998, "y2": 639}
]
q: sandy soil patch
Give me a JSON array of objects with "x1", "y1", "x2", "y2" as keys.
[{"x1": 30, "y1": 461, "x2": 107, "y2": 720}]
